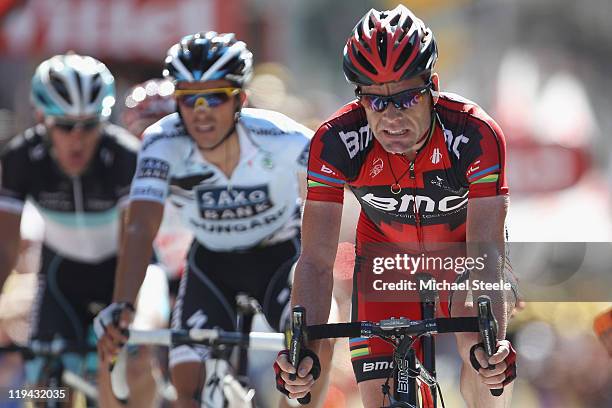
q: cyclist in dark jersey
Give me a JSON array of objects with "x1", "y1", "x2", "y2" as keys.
[
  {"x1": 275, "y1": 5, "x2": 517, "y2": 407},
  {"x1": 0, "y1": 53, "x2": 140, "y2": 405}
]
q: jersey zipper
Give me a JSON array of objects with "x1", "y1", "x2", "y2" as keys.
[
  {"x1": 72, "y1": 176, "x2": 86, "y2": 231},
  {"x1": 409, "y1": 114, "x2": 437, "y2": 252},
  {"x1": 72, "y1": 177, "x2": 84, "y2": 213},
  {"x1": 409, "y1": 160, "x2": 425, "y2": 252}
]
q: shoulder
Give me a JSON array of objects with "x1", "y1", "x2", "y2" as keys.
[
  {"x1": 312, "y1": 101, "x2": 371, "y2": 159},
  {"x1": 437, "y1": 92, "x2": 505, "y2": 142},
  {"x1": 436, "y1": 93, "x2": 506, "y2": 166},
  {"x1": 140, "y1": 113, "x2": 191, "y2": 154},
  {"x1": 319, "y1": 100, "x2": 368, "y2": 131},
  {"x1": 239, "y1": 108, "x2": 313, "y2": 142},
  {"x1": 307, "y1": 101, "x2": 372, "y2": 180},
  {"x1": 100, "y1": 124, "x2": 141, "y2": 154},
  {"x1": 1, "y1": 125, "x2": 47, "y2": 162}
]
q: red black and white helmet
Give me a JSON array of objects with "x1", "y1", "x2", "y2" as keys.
[{"x1": 343, "y1": 5, "x2": 438, "y2": 86}]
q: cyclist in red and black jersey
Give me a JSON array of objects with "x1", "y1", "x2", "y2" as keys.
[{"x1": 275, "y1": 5, "x2": 517, "y2": 407}]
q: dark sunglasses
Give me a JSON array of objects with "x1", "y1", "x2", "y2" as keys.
[
  {"x1": 356, "y1": 81, "x2": 432, "y2": 113},
  {"x1": 174, "y1": 87, "x2": 240, "y2": 109},
  {"x1": 50, "y1": 118, "x2": 100, "y2": 132}
]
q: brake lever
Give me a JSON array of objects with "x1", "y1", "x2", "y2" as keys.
[
  {"x1": 290, "y1": 306, "x2": 311, "y2": 405},
  {"x1": 477, "y1": 296, "x2": 503, "y2": 397}
]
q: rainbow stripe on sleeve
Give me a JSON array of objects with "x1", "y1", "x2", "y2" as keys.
[
  {"x1": 468, "y1": 164, "x2": 499, "y2": 184},
  {"x1": 349, "y1": 337, "x2": 371, "y2": 358},
  {"x1": 307, "y1": 170, "x2": 345, "y2": 188}
]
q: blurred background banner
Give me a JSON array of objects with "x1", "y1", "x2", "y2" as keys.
[{"x1": 0, "y1": 0, "x2": 245, "y2": 60}]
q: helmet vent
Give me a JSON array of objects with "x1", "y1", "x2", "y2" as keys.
[
  {"x1": 376, "y1": 30, "x2": 388, "y2": 66},
  {"x1": 73, "y1": 70, "x2": 83, "y2": 103},
  {"x1": 354, "y1": 49, "x2": 377, "y2": 75},
  {"x1": 90, "y1": 73, "x2": 102, "y2": 103},
  {"x1": 34, "y1": 90, "x2": 51, "y2": 107},
  {"x1": 49, "y1": 71, "x2": 72, "y2": 105}
]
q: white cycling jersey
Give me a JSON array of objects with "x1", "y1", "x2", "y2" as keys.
[{"x1": 130, "y1": 108, "x2": 311, "y2": 251}]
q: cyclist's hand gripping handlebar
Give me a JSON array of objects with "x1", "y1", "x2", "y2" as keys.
[
  {"x1": 477, "y1": 296, "x2": 503, "y2": 397},
  {"x1": 290, "y1": 306, "x2": 311, "y2": 405}
]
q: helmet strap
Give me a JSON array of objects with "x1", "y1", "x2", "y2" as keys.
[
  {"x1": 197, "y1": 123, "x2": 236, "y2": 151},
  {"x1": 196, "y1": 96, "x2": 242, "y2": 152}
]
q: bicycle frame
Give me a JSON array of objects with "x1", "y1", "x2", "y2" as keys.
[
  {"x1": 388, "y1": 329, "x2": 436, "y2": 407},
  {"x1": 389, "y1": 288, "x2": 437, "y2": 407}
]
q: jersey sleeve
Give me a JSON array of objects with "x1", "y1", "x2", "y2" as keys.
[
  {"x1": 283, "y1": 118, "x2": 313, "y2": 173},
  {"x1": 106, "y1": 126, "x2": 140, "y2": 209},
  {"x1": 0, "y1": 137, "x2": 29, "y2": 214},
  {"x1": 296, "y1": 139, "x2": 310, "y2": 172},
  {"x1": 306, "y1": 123, "x2": 350, "y2": 204},
  {"x1": 458, "y1": 116, "x2": 509, "y2": 198},
  {"x1": 129, "y1": 124, "x2": 178, "y2": 205}
]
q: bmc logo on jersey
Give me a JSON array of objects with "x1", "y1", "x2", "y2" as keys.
[
  {"x1": 444, "y1": 129, "x2": 469, "y2": 159},
  {"x1": 360, "y1": 191, "x2": 468, "y2": 213},
  {"x1": 363, "y1": 360, "x2": 394, "y2": 372},
  {"x1": 320, "y1": 165, "x2": 336, "y2": 175},
  {"x1": 196, "y1": 185, "x2": 273, "y2": 220},
  {"x1": 339, "y1": 125, "x2": 372, "y2": 159}
]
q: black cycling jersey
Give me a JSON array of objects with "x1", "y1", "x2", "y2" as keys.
[{"x1": 0, "y1": 123, "x2": 139, "y2": 262}]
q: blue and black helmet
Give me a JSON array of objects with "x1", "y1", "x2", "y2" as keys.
[
  {"x1": 31, "y1": 54, "x2": 116, "y2": 118},
  {"x1": 163, "y1": 31, "x2": 253, "y2": 87}
]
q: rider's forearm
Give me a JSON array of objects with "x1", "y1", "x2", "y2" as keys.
[
  {"x1": 290, "y1": 257, "x2": 334, "y2": 348},
  {"x1": 112, "y1": 224, "x2": 156, "y2": 305},
  {"x1": 469, "y1": 242, "x2": 509, "y2": 339},
  {"x1": 491, "y1": 245, "x2": 510, "y2": 339}
]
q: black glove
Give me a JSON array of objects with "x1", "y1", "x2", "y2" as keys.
[
  {"x1": 274, "y1": 348, "x2": 321, "y2": 398},
  {"x1": 469, "y1": 340, "x2": 517, "y2": 387}
]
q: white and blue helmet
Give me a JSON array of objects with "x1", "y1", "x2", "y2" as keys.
[
  {"x1": 31, "y1": 54, "x2": 116, "y2": 119},
  {"x1": 163, "y1": 31, "x2": 253, "y2": 87}
]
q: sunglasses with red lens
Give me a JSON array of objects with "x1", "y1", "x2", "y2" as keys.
[
  {"x1": 50, "y1": 118, "x2": 100, "y2": 132},
  {"x1": 174, "y1": 87, "x2": 240, "y2": 109},
  {"x1": 356, "y1": 81, "x2": 432, "y2": 113}
]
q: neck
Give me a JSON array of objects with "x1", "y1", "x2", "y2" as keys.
[
  {"x1": 199, "y1": 131, "x2": 240, "y2": 175},
  {"x1": 402, "y1": 112, "x2": 436, "y2": 161}
]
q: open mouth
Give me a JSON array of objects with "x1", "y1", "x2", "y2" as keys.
[
  {"x1": 383, "y1": 129, "x2": 410, "y2": 137},
  {"x1": 195, "y1": 124, "x2": 215, "y2": 133},
  {"x1": 68, "y1": 151, "x2": 86, "y2": 166}
]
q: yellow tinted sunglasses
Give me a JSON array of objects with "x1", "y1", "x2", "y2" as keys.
[{"x1": 174, "y1": 87, "x2": 241, "y2": 108}]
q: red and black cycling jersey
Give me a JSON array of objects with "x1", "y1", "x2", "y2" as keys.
[{"x1": 307, "y1": 92, "x2": 508, "y2": 248}]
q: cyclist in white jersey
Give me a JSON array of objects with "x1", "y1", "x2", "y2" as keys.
[{"x1": 95, "y1": 31, "x2": 329, "y2": 407}]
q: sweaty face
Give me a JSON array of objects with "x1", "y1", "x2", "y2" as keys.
[
  {"x1": 359, "y1": 76, "x2": 434, "y2": 155},
  {"x1": 175, "y1": 80, "x2": 242, "y2": 150},
  {"x1": 47, "y1": 116, "x2": 102, "y2": 176}
]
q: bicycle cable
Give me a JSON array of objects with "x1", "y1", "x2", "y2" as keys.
[{"x1": 391, "y1": 334, "x2": 449, "y2": 408}]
